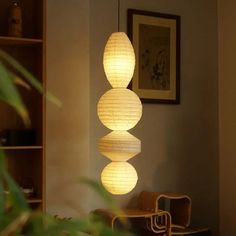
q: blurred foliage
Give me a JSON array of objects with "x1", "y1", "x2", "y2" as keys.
[
  {"x1": 0, "y1": 50, "x2": 133, "y2": 236},
  {"x1": 0, "y1": 49, "x2": 61, "y2": 126}
]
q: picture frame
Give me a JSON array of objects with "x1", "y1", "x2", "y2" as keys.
[{"x1": 127, "y1": 9, "x2": 180, "y2": 104}]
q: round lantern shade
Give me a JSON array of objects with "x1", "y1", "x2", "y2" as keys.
[
  {"x1": 101, "y1": 162, "x2": 138, "y2": 195},
  {"x1": 97, "y1": 88, "x2": 142, "y2": 131},
  {"x1": 99, "y1": 131, "x2": 141, "y2": 161},
  {"x1": 103, "y1": 32, "x2": 135, "y2": 88}
]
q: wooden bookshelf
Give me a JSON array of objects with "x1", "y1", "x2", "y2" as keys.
[{"x1": 0, "y1": 0, "x2": 46, "y2": 211}]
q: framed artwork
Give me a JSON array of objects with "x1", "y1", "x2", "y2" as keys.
[{"x1": 127, "y1": 9, "x2": 180, "y2": 104}]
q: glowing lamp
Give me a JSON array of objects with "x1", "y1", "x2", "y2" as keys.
[
  {"x1": 99, "y1": 131, "x2": 141, "y2": 161},
  {"x1": 103, "y1": 32, "x2": 135, "y2": 88},
  {"x1": 97, "y1": 88, "x2": 142, "y2": 131},
  {"x1": 97, "y1": 28, "x2": 142, "y2": 195},
  {"x1": 101, "y1": 162, "x2": 138, "y2": 195}
]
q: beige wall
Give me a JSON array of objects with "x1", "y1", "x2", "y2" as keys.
[
  {"x1": 46, "y1": 0, "x2": 219, "y2": 233},
  {"x1": 218, "y1": 0, "x2": 236, "y2": 235},
  {"x1": 90, "y1": 0, "x2": 219, "y2": 233},
  {"x1": 46, "y1": 0, "x2": 90, "y2": 217}
]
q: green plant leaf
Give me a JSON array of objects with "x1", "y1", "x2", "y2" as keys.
[
  {"x1": 3, "y1": 170, "x2": 29, "y2": 212},
  {"x1": 1, "y1": 211, "x2": 30, "y2": 236},
  {"x1": 0, "y1": 49, "x2": 61, "y2": 107},
  {"x1": 0, "y1": 62, "x2": 30, "y2": 126}
]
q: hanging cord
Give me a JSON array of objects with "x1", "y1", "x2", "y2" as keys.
[{"x1": 118, "y1": 0, "x2": 120, "y2": 32}]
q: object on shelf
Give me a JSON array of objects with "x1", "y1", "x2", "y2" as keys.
[
  {"x1": 0, "y1": 129, "x2": 37, "y2": 146},
  {"x1": 21, "y1": 177, "x2": 35, "y2": 198},
  {"x1": 8, "y1": 0, "x2": 23, "y2": 37},
  {"x1": 21, "y1": 187, "x2": 34, "y2": 198}
]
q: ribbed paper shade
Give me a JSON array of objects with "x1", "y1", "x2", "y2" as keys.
[
  {"x1": 101, "y1": 162, "x2": 138, "y2": 195},
  {"x1": 103, "y1": 32, "x2": 135, "y2": 88},
  {"x1": 99, "y1": 131, "x2": 141, "y2": 161},
  {"x1": 97, "y1": 88, "x2": 142, "y2": 130}
]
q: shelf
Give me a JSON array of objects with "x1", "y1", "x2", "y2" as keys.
[
  {"x1": 0, "y1": 0, "x2": 45, "y2": 211},
  {"x1": 27, "y1": 198, "x2": 42, "y2": 204},
  {"x1": 0, "y1": 36, "x2": 43, "y2": 46},
  {"x1": 0, "y1": 146, "x2": 43, "y2": 150}
]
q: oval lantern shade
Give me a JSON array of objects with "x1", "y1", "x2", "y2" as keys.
[
  {"x1": 97, "y1": 88, "x2": 142, "y2": 131},
  {"x1": 103, "y1": 32, "x2": 135, "y2": 88},
  {"x1": 99, "y1": 131, "x2": 141, "y2": 161},
  {"x1": 101, "y1": 162, "x2": 138, "y2": 195}
]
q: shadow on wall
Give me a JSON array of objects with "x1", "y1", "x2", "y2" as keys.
[{"x1": 152, "y1": 111, "x2": 218, "y2": 232}]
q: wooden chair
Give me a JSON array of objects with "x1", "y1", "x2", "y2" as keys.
[
  {"x1": 136, "y1": 191, "x2": 171, "y2": 235},
  {"x1": 92, "y1": 208, "x2": 171, "y2": 235},
  {"x1": 92, "y1": 191, "x2": 210, "y2": 236},
  {"x1": 92, "y1": 191, "x2": 171, "y2": 235},
  {"x1": 140, "y1": 191, "x2": 210, "y2": 235},
  {"x1": 155, "y1": 192, "x2": 191, "y2": 230}
]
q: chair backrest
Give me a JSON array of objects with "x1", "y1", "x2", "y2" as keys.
[
  {"x1": 137, "y1": 191, "x2": 159, "y2": 212},
  {"x1": 155, "y1": 192, "x2": 192, "y2": 228},
  {"x1": 137, "y1": 191, "x2": 192, "y2": 228}
]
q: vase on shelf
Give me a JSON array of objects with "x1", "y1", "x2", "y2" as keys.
[{"x1": 8, "y1": 0, "x2": 22, "y2": 37}]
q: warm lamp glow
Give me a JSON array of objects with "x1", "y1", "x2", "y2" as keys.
[
  {"x1": 99, "y1": 131, "x2": 141, "y2": 161},
  {"x1": 103, "y1": 32, "x2": 135, "y2": 88},
  {"x1": 97, "y1": 88, "x2": 142, "y2": 131},
  {"x1": 97, "y1": 30, "x2": 142, "y2": 195},
  {"x1": 101, "y1": 162, "x2": 138, "y2": 195}
]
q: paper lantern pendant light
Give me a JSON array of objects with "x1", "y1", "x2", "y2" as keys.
[
  {"x1": 97, "y1": 88, "x2": 142, "y2": 131},
  {"x1": 103, "y1": 32, "x2": 135, "y2": 88},
  {"x1": 97, "y1": 25, "x2": 142, "y2": 195},
  {"x1": 101, "y1": 162, "x2": 138, "y2": 195},
  {"x1": 99, "y1": 131, "x2": 141, "y2": 161}
]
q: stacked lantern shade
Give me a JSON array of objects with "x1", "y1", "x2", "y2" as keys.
[{"x1": 97, "y1": 32, "x2": 142, "y2": 195}]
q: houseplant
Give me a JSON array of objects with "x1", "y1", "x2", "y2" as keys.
[{"x1": 0, "y1": 49, "x2": 132, "y2": 236}]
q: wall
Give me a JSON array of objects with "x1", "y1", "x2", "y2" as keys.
[
  {"x1": 45, "y1": 0, "x2": 219, "y2": 233},
  {"x1": 218, "y1": 0, "x2": 236, "y2": 235},
  {"x1": 90, "y1": 0, "x2": 219, "y2": 233},
  {"x1": 46, "y1": 0, "x2": 90, "y2": 217}
]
